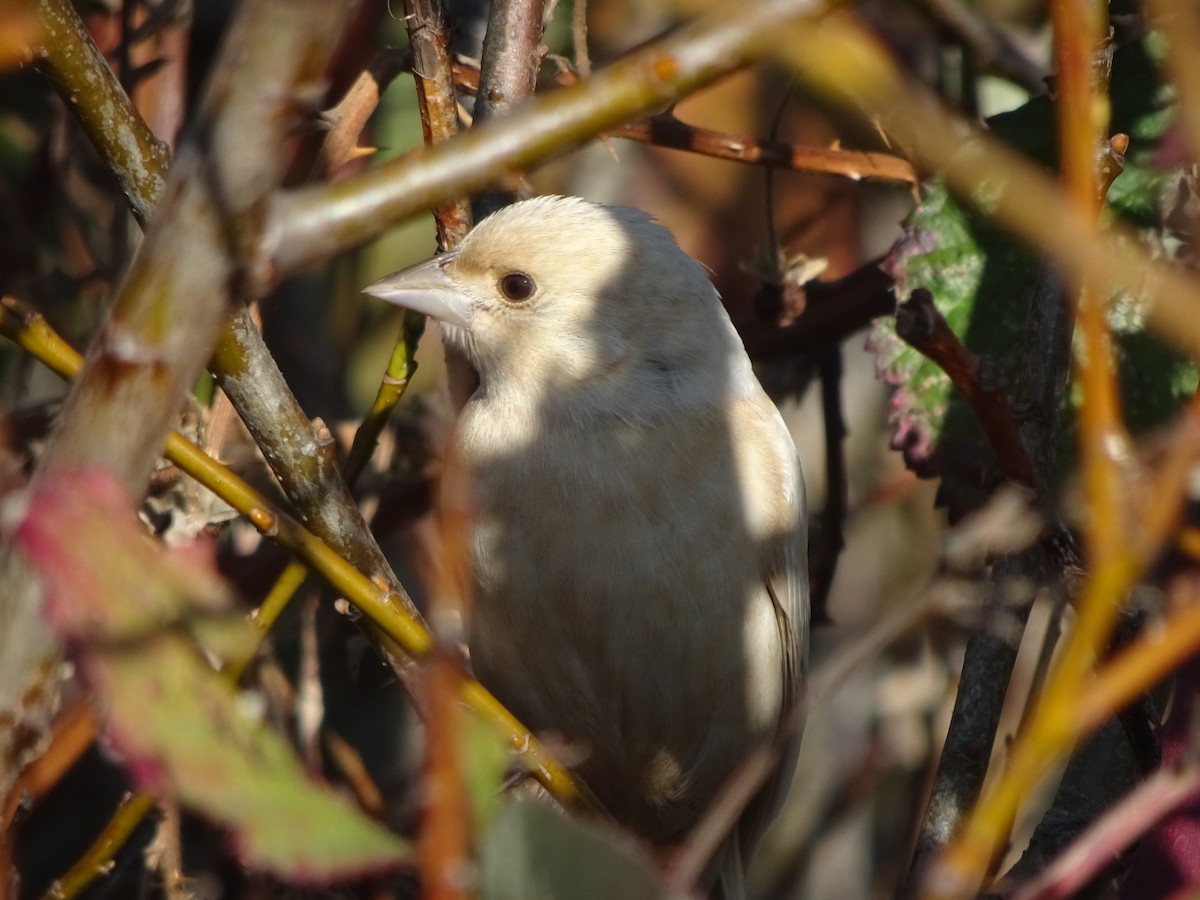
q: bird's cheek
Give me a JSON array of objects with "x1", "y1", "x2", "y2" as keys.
[{"x1": 435, "y1": 321, "x2": 476, "y2": 357}]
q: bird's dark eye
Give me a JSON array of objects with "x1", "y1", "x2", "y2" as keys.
[{"x1": 499, "y1": 272, "x2": 535, "y2": 302}]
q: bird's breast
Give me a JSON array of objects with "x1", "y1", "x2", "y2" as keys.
[{"x1": 452, "y1": 397, "x2": 796, "y2": 839}]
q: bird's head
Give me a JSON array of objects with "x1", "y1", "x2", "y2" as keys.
[{"x1": 363, "y1": 195, "x2": 751, "y2": 418}]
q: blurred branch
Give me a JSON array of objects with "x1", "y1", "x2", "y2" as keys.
[
  {"x1": 771, "y1": 14, "x2": 1200, "y2": 365},
  {"x1": 30, "y1": 0, "x2": 169, "y2": 225},
  {"x1": 268, "y1": 0, "x2": 830, "y2": 274},
  {"x1": 32, "y1": 0, "x2": 434, "y2": 691},
  {"x1": 1010, "y1": 761, "x2": 1200, "y2": 900},
  {"x1": 773, "y1": 16, "x2": 1126, "y2": 897},
  {"x1": 0, "y1": 0, "x2": 357, "y2": 824},
  {"x1": 922, "y1": 2, "x2": 1132, "y2": 890},
  {"x1": 36, "y1": 0, "x2": 355, "y2": 517},
  {"x1": 907, "y1": 0, "x2": 1049, "y2": 95},
  {"x1": 1143, "y1": 0, "x2": 1200, "y2": 190},
  {"x1": 1, "y1": 700, "x2": 95, "y2": 834}
]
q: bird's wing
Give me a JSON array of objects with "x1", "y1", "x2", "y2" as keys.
[
  {"x1": 721, "y1": 395, "x2": 809, "y2": 878},
  {"x1": 765, "y1": 537, "x2": 805, "y2": 729},
  {"x1": 766, "y1": 415, "x2": 809, "y2": 732}
]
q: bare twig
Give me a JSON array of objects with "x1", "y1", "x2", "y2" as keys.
[
  {"x1": 402, "y1": 0, "x2": 477, "y2": 408},
  {"x1": 612, "y1": 115, "x2": 918, "y2": 185},
  {"x1": 471, "y1": 0, "x2": 547, "y2": 217},
  {"x1": 572, "y1": 0, "x2": 591, "y2": 78},
  {"x1": 319, "y1": 49, "x2": 409, "y2": 177}
]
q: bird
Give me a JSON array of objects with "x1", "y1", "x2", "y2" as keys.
[{"x1": 364, "y1": 195, "x2": 808, "y2": 897}]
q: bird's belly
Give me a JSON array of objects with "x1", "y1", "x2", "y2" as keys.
[{"x1": 466, "y1": 494, "x2": 783, "y2": 841}]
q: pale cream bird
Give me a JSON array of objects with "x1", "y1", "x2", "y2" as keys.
[{"x1": 365, "y1": 196, "x2": 807, "y2": 897}]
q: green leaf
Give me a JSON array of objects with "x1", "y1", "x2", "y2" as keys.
[
  {"x1": 872, "y1": 32, "x2": 1194, "y2": 503},
  {"x1": 14, "y1": 468, "x2": 410, "y2": 883}
]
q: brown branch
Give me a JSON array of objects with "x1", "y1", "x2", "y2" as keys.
[
  {"x1": 740, "y1": 260, "x2": 897, "y2": 361},
  {"x1": 895, "y1": 288, "x2": 1038, "y2": 489},
  {"x1": 402, "y1": 0, "x2": 477, "y2": 406},
  {"x1": 572, "y1": 0, "x2": 592, "y2": 79},
  {"x1": 908, "y1": 0, "x2": 1049, "y2": 96},
  {"x1": 1, "y1": 0, "x2": 359, "y2": 817},
  {"x1": 405, "y1": 0, "x2": 472, "y2": 248},
  {"x1": 453, "y1": 60, "x2": 918, "y2": 185},
  {"x1": 471, "y1": 0, "x2": 547, "y2": 216},
  {"x1": 613, "y1": 115, "x2": 918, "y2": 185},
  {"x1": 319, "y1": 49, "x2": 409, "y2": 178}
]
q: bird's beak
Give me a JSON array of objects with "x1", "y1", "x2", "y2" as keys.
[{"x1": 362, "y1": 251, "x2": 471, "y2": 329}]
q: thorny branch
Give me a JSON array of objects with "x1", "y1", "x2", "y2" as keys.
[{"x1": 452, "y1": 60, "x2": 918, "y2": 185}]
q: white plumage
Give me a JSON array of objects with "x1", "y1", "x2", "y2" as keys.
[{"x1": 365, "y1": 196, "x2": 808, "y2": 896}]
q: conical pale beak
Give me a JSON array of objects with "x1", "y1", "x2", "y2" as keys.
[{"x1": 362, "y1": 252, "x2": 471, "y2": 329}]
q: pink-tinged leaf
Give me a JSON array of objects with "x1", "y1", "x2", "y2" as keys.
[{"x1": 12, "y1": 468, "x2": 410, "y2": 882}]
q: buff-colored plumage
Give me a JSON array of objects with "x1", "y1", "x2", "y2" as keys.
[{"x1": 365, "y1": 196, "x2": 807, "y2": 897}]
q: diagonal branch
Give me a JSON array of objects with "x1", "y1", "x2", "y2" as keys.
[
  {"x1": 31, "y1": 0, "x2": 169, "y2": 226},
  {"x1": 267, "y1": 0, "x2": 830, "y2": 274}
]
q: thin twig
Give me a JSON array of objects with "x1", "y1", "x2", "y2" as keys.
[
  {"x1": 572, "y1": 0, "x2": 591, "y2": 78},
  {"x1": 894, "y1": 288, "x2": 1038, "y2": 488},
  {"x1": 613, "y1": 115, "x2": 918, "y2": 185},
  {"x1": 809, "y1": 347, "x2": 847, "y2": 625},
  {"x1": 471, "y1": 0, "x2": 546, "y2": 217},
  {"x1": 402, "y1": 0, "x2": 476, "y2": 408},
  {"x1": 319, "y1": 49, "x2": 409, "y2": 178}
]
